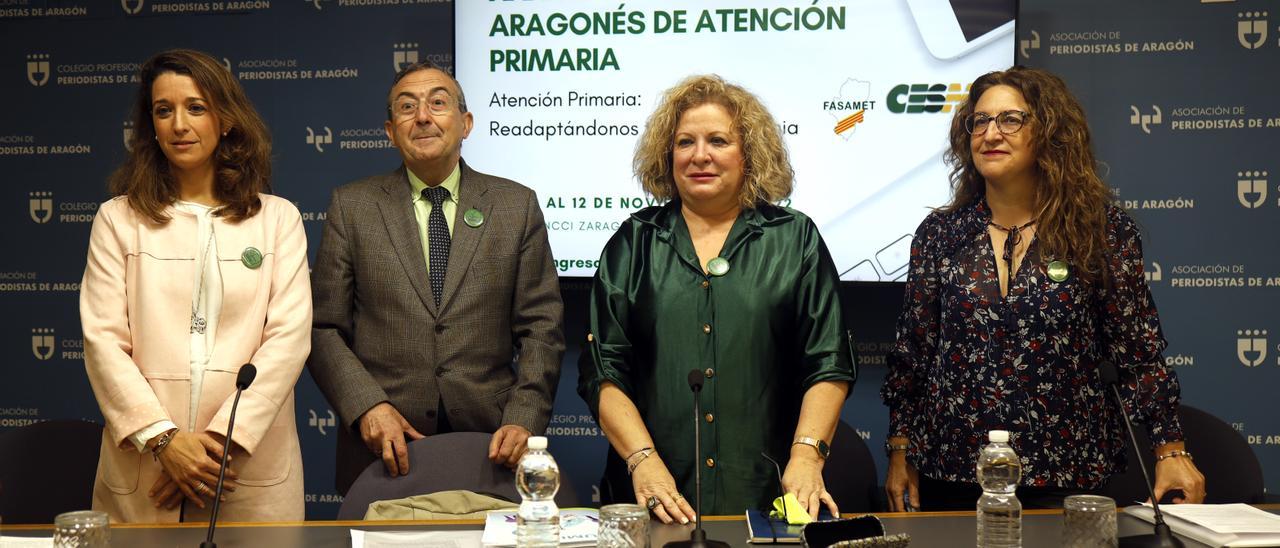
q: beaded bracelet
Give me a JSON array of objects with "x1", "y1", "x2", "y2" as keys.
[{"x1": 1155, "y1": 449, "x2": 1193, "y2": 462}]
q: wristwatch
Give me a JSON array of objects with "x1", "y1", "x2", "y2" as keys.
[{"x1": 793, "y1": 436, "x2": 830, "y2": 459}]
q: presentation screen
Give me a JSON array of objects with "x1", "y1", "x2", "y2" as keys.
[{"x1": 456, "y1": 0, "x2": 1015, "y2": 280}]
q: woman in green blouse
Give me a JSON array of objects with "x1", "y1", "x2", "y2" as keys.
[{"x1": 577, "y1": 75, "x2": 856, "y2": 522}]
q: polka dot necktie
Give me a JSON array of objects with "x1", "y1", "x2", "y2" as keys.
[{"x1": 422, "y1": 186, "x2": 451, "y2": 306}]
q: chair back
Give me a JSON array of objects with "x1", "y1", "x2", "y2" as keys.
[
  {"x1": 1104, "y1": 404, "x2": 1264, "y2": 504},
  {"x1": 823, "y1": 420, "x2": 882, "y2": 512},
  {"x1": 0, "y1": 420, "x2": 103, "y2": 524},
  {"x1": 337, "y1": 432, "x2": 581, "y2": 520}
]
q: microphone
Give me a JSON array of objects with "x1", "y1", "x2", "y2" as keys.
[
  {"x1": 200, "y1": 364, "x2": 257, "y2": 548},
  {"x1": 1098, "y1": 360, "x2": 1184, "y2": 548},
  {"x1": 664, "y1": 370, "x2": 729, "y2": 548},
  {"x1": 687, "y1": 369, "x2": 704, "y2": 392}
]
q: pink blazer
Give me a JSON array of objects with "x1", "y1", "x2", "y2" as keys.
[{"x1": 80, "y1": 195, "x2": 311, "y2": 523}]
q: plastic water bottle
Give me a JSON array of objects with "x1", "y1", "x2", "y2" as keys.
[
  {"x1": 977, "y1": 430, "x2": 1022, "y2": 548},
  {"x1": 516, "y1": 436, "x2": 560, "y2": 548}
]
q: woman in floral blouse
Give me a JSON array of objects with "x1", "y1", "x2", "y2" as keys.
[{"x1": 881, "y1": 66, "x2": 1206, "y2": 511}]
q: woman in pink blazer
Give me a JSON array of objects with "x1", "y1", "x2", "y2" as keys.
[{"x1": 80, "y1": 49, "x2": 310, "y2": 523}]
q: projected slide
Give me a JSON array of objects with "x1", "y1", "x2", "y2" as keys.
[{"x1": 456, "y1": 0, "x2": 1014, "y2": 280}]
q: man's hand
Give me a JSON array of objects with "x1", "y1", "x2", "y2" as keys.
[
  {"x1": 489, "y1": 424, "x2": 532, "y2": 468},
  {"x1": 358, "y1": 402, "x2": 426, "y2": 477}
]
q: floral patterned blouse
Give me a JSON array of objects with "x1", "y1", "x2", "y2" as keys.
[{"x1": 881, "y1": 199, "x2": 1183, "y2": 489}]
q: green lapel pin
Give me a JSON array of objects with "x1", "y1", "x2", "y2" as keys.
[
  {"x1": 463, "y1": 208, "x2": 484, "y2": 228},
  {"x1": 1047, "y1": 260, "x2": 1069, "y2": 282},
  {"x1": 707, "y1": 257, "x2": 730, "y2": 277},
  {"x1": 241, "y1": 247, "x2": 263, "y2": 269}
]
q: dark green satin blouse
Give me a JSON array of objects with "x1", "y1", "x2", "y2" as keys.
[{"x1": 577, "y1": 200, "x2": 856, "y2": 515}]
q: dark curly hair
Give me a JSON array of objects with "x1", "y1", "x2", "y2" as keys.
[{"x1": 943, "y1": 66, "x2": 1111, "y2": 282}]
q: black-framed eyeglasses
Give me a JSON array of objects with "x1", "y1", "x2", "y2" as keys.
[{"x1": 964, "y1": 110, "x2": 1030, "y2": 135}]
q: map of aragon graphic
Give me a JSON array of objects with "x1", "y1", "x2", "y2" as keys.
[{"x1": 829, "y1": 78, "x2": 871, "y2": 141}]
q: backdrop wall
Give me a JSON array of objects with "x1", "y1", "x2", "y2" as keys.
[{"x1": 1, "y1": 0, "x2": 1273, "y2": 520}]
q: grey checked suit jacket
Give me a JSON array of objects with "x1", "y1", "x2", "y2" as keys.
[{"x1": 308, "y1": 161, "x2": 565, "y2": 494}]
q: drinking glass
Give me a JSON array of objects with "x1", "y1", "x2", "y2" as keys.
[
  {"x1": 1062, "y1": 494, "x2": 1117, "y2": 548},
  {"x1": 599, "y1": 503, "x2": 650, "y2": 548},
  {"x1": 53, "y1": 510, "x2": 110, "y2": 548}
]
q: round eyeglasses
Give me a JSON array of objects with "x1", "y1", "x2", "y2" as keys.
[
  {"x1": 965, "y1": 110, "x2": 1030, "y2": 135},
  {"x1": 391, "y1": 92, "x2": 456, "y2": 119}
]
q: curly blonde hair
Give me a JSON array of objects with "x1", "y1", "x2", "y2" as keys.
[
  {"x1": 943, "y1": 66, "x2": 1112, "y2": 282},
  {"x1": 633, "y1": 75, "x2": 793, "y2": 208}
]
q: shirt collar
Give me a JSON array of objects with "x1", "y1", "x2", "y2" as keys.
[
  {"x1": 631, "y1": 199, "x2": 795, "y2": 233},
  {"x1": 408, "y1": 163, "x2": 462, "y2": 203}
]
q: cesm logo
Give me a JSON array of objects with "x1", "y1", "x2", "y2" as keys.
[
  {"x1": 824, "y1": 78, "x2": 875, "y2": 140},
  {"x1": 26, "y1": 54, "x2": 50, "y2": 87},
  {"x1": 29, "y1": 191, "x2": 53, "y2": 224},
  {"x1": 308, "y1": 0, "x2": 325, "y2": 10},
  {"x1": 32, "y1": 328, "x2": 54, "y2": 361},
  {"x1": 1237, "y1": 170, "x2": 1268, "y2": 208},
  {"x1": 886, "y1": 83, "x2": 968, "y2": 114},
  {"x1": 308, "y1": 409, "x2": 336, "y2": 435},
  {"x1": 120, "y1": 0, "x2": 144, "y2": 15},
  {"x1": 1129, "y1": 105, "x2": 1162, "y2": 134},
  {"x1": 393, "y1": 43, "x2": 419, "y2": 72},
  {"x1": 1237, "y1": 11, "x2": 1268, "y2": 49},
  {"x1": 1020, "y1": 30, "x2": 1040, "y2": 59},
  {"x1": 1236, "y1": 329, "x2": 1268, "y2": 367},
  {"x1": 306, "y1": 126, "x2": 332, "y2": 153}
]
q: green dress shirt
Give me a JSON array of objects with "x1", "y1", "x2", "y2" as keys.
[
  {"x1": 408, "y1": 164, "x2": 461, "y2": 274},
  {"x1": 577, "y1": 200, "x2": 856, "y2": 515}
]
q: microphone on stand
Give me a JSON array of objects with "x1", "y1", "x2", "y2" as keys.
[
  {"x1": 1098, "y1": 360, "x2": 1184, "y2": 548},
  {"x1": 663, "y1": 370, "x2": 730, "y2": 548},
  {"x1": 200, "y1": 363, "x2": 257, "y2": 548}
]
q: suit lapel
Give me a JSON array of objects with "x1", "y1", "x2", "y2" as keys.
[
  {"x1": 439, "y1": 161, "x2": 492, "y2": 313},
  {"x1": 375, "y1": 168, "x2": 438, "y2": 317}
]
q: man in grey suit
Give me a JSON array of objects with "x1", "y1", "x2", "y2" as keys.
[{"x1": 309, "y1": 60, "x2": 565, "y2": 495}]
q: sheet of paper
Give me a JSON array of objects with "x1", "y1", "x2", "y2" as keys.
[
  {"x1": 0, "y1": 536, "x2": 54, "y2": 547},
  {"x1": 350, "y1": 528, "x2": 483, "y2": 548},
  {"x1": 1159, "y1": 504, "x2": 1280, "y2": 534},
  {"x1": 481, "y1": 509, "x2": 599, "y2": 547}
]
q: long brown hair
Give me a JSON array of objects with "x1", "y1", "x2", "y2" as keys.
[
  {"x1": 633, "y1": 74, "x2": 793, "y2": 208},
  {"x1": 943, "y1": 66, "x2": 1111, "y2": 282},
  {"x1": 110, "y1": 49, "x2": 271, "y2": 224}
]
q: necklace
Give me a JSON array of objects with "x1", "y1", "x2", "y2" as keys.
[
  {"x1": 190, "y1": 223, "x2": 214, "y2": 335},
  {"x1": 988, "y1": 219, "x2": 1036, "y2": 265}
]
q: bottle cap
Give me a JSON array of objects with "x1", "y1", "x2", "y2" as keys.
[
  {"x1": 989, "y1": 430, "x2": 1009, "y2": 443},
  {"x1": 527, "y1": 436, "x2": 548, "y2": 450}
]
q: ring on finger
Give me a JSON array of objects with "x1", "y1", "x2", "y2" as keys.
[
  {"x1": 195, "y1": 481, "x2": 210, "y2": 494},
  {"x1": 646, "y1": 496, "x2": 659, "y2": 510}
]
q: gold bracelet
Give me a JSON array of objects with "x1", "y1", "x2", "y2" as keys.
[{"x1": 1156, "y1": 449, "x2": 1193, "y2": 462}]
